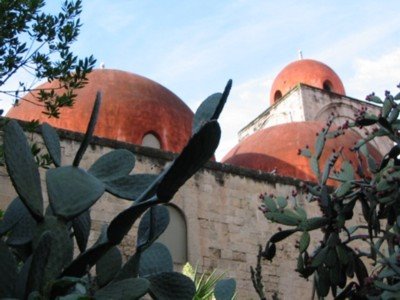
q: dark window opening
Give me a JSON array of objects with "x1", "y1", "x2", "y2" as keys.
[
  {"x1": 274, "y1": 90, "x2": 282, "y2": 102},
  {"x1": 323, "y1": 80, "x2": 333, "y2": 92}
]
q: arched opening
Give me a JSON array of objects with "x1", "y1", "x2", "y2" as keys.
[
  {"x1": 274, "y1": 90, "x2": 282, "y2": 102},
  {"x1": 157, "y1": 204, "x2": 187, "y2": 264},
  {"x1": 323, "y1": 80, "x2": 333, "y2": 92},
  {"x1": 141, "y1": 132, "x2": 161, "y2": 149}
]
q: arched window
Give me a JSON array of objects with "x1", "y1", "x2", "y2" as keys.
[
  {"x1": 157, "y1": 205, "x2": 187, "y2": 264},
  {"x1": 142, "y1": 132, "x2": 161, "y2": 149},
  {"x1": 323, "y1": 80, "x2": 333, "y2": 92},
  {"x1": 274, "y1": 90, "x2": 282, "y2": 102}
]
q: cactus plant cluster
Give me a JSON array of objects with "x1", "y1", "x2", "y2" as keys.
[
  {"x1": 0, "y1": 81, "x2": 236, "y2": 299},
  {"x1": 257, "y1": 85, "x2": 400, "y2": 299},
  {"x1": 0, "y1": 119, "x2": 53, "y2": 169}
]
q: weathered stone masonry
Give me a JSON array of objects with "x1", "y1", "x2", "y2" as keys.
[{"x1": 0, "y1": 126, "x2": 320, "y2": 299}]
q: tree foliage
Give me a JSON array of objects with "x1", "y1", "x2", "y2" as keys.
[
  {"x1": 0, "y1": 0, "x2": 96, "y2": 117},
  {"x1": 256, "y1": 85, "x2": 400, "y2": 299}
]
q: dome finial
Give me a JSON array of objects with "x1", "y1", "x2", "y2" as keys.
[
  {"x1": 298, "y1": 50, "x2": 303, "y2": 60},
  {"x1": 100, "y1": 62, "x2": 105, "y2": 69}
]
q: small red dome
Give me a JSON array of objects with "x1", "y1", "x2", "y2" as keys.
[
  {"x1": 7, "y1": 69, "x2": 194, "y2": 153},
  {"x1": 221, "y1": 122, "x2": 380, "y2": 183},
  {"x1": 270, "y1": 59, "x2": 345, "y2": 105}
]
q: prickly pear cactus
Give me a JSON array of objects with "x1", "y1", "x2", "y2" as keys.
[{"x1": 0, "y1": 81, "x2": 236, "y2": 299}]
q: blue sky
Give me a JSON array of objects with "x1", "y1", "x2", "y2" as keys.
[{"x1": 2, "y1": 1, "x2": 400, "y2": 159}]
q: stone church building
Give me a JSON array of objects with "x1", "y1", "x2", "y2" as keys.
[{"x1": 2, "y1": 59, "x2": 390, "y2": 299}]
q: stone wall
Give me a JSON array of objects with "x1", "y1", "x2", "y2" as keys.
[
  {"x1": 301, "y1": 85, "x2": 391, "y2": 155},
  {"x1": 238, "y1": 87, "x2": 305, "y2": 141},
  {"x1": 0, "y1": 127, "x2": 328, "y2": 299}
]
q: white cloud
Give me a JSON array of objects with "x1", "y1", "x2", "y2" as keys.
[
  {"x1": 318, "y1": 20, "x2": 399, "y2": 64},
  {"x1": 150, "y1": 1, "x2": 319, "y2": 84},
  {"x1": 215, "y1": 76, "x2": 273, "y2": 160},
  {"x1": 83, "y1": 1, "x2": 137, "y2": 34},
  {"x1": 347, "y1": 48, "x2": 400, "y2": 99}
]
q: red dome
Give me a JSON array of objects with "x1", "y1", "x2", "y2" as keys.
[
  {"x1": 222, "y1": 122, "x2": 380, "y2": 183},
  {"x1": 270, "y1": 59, "x2": 345, "y2": 105},
  {"x1": 7, "y1": 69, "x2": 194, "y2": 153}
]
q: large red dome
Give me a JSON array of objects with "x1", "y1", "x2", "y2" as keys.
[
  {"x1": 270, "y1": 59, "x2": 345, "y2": 105},
  {"x1": 7, "y1": 69, "x2": 194, "y2": 153},
  {"x1": 222, "y1": 122, "x2": 380, "y2": 183}
]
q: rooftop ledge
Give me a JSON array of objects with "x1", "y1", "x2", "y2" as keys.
[{"x1": 4, "y1": 117, "x2": 308, "y2": 189}]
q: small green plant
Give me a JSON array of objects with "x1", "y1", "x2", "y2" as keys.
[
  {"x1": 183, "y1": 262, "x2": 236, "y2": 300},
  {"x1": 257, "y1": 85, "x2": 400, "y2": 299},
  {"x1": 0, "y1": 80, "x2": 234, "y2": 299}
]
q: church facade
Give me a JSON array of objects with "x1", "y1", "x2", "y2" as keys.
[{"x1": 1, "y1": 59, "x2": 390, "y2": 299}]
